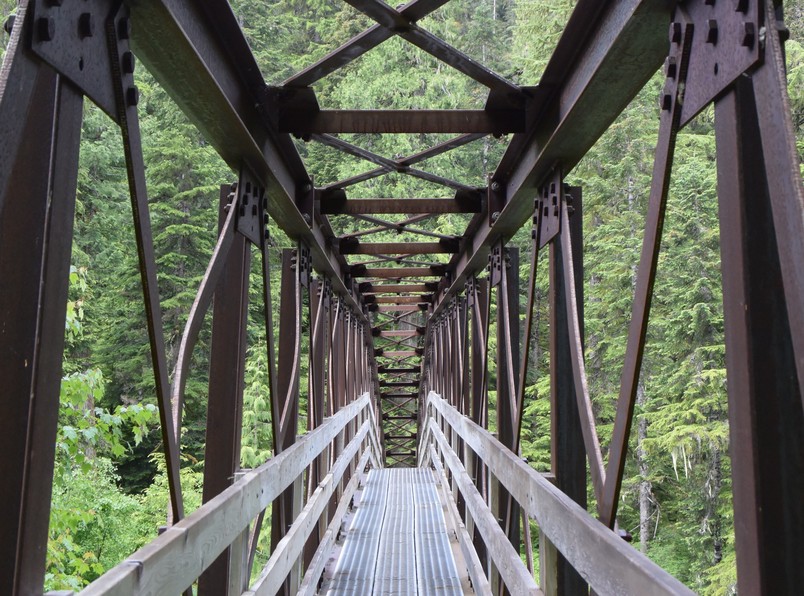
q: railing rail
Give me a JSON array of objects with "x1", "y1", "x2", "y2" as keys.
[
  {"x1": 81, "y1": 393, "x2": 381, "y2": 596},
  {"x1": 420, "y1": 391, "x2": 693, "y2": 596}
]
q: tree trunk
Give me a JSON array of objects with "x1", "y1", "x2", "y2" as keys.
[{"x1": 636, "y1": 381, "x2": 651, "y2": 554}]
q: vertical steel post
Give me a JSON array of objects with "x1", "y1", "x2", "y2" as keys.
[
  {"x1": 542, "y1": 188, "x2": 587, "y2": 596},
  {"x1": 0, "y1": 67, "x2": 83, "y2": 595},
  {"x1": 198, "y1": 187, "x2": 252, "y2": 596},
  {"x1": 304, "y1": 279, "x2": 328, "y2": 565},
  {"x1": 467, "y1": 276, "x2": 490, "y2": 572},
  {"x1": 714, "y1": 75, "x2": 804, "y2": 595},
  {"x1": 493, "y1": 245, "x2": 520, "y2": 594},
  {"x1": 271, "y1": 248, "x2": 304, "y2": 594}
]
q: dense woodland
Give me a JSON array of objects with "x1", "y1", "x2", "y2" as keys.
[{"x1": 2, "y1": 0, "x2": 803, "y2": 592}]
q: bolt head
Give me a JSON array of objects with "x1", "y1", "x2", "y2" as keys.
[
  {"x1": 122, "y1": 51, "x2": 136, "y2": 74},
  {"x1": 38, "y1": 17, "x2": 55, "y2": 42},
  {"x1": 705, "y1": 19, "x2": 719, "y2": 44},
  {"x1": 664, "y1": 56, "x2": 677, "y2": 79},
  {"x1": 126, "y1": 86, "x2": 140, "y2": 106},
  {"x1": 742, "y1": 22, "x2": 755, "y2": 47},
  {"x1": 491, "y1": 181, "x2": 500, "y2": 191},
  {"x1": 118, "y1": 17, "x2": 131, "y2": 40},
  {"x1": 79, "y1": 13, "x2": 94, "y2": 38},
  {"x1": 669, "y1": 22, "x2": 682, "y2": 44}
]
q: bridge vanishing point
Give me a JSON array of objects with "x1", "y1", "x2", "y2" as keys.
[{"x1": 1, "y1": 0, "x2": 803, "y2": 595}]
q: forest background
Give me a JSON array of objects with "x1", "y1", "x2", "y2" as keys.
[{"x1": 1, "y1": 0, "x2": 802, "y2": 592}]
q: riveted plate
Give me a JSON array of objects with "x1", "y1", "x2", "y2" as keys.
[
  {"x1": 30, "y1": 0, "x2": 122, "y2": 118},
  {"x1": 678, "y1": 0, "x2": 760, "y2": 126}
]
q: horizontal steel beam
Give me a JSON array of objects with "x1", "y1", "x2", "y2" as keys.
[
  {"x1": 319, "y1": 197, "x2": 482, "y2": 215},
  {"x1": 360, "y1": 283, "x2": 437, "y2": 294},
  {"x1": 375, "y1": 305, "x2": 428, "y2": 313},
  {"x1": 354, "y1": 267, "x2": 443, "y2": 278},
  {"x1": 277, "y1": 110, "x2": 525, "y2": 135},
  {"x1": 370, "y1": 297, "x2": 423, "y2": 305},
  {"x1": 433, "y1": 0, "x2": 672, "y2": 316},
  {"x1": 340, "y1": 241, "x2": 458, "y2": 255}
]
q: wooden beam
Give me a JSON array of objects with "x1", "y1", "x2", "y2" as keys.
[
  {"x1": 425, "y1": 392, "x2": 693, "y2": 596},
  {"x1": 82, "y1": 395, "x2": 371, "y2": 595},
  {"x1": 246, "y1": 424, "x2": 372, "y2": 595},
  {"x1": 425, "y1": 425, "x2": 541, "y2": 595}
]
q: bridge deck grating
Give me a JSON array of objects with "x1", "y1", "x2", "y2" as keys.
[{"x1": 323, "y1": 468, "x2": 464, "y2": 595}]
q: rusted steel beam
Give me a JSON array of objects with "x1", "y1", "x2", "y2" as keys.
[
  {"x1": 278, "y1": 109, "x2": 524, "y2": 135},
  {"x1": 354, "y1": 267, "x2": 443, "y2": 278},
  {"x1": 361, "y1": 283, "x2": 436, "y2": 294},
  {"x1": 0, "y1": 61, "x2": 83, "y2": 595},
  {"x1": 283, "y1": 0, "x2": 452, "y2": 87},
  {"x1": 199, "y1": 194, "x2": 251, "y2": 596},
  {"x1": 715, "y1": 74, "x2": 804, "y2": 595},
  {"x1": 339, "y1": 0, "x2": 522, "y2": 96},
  {"x1": 548, "y1": 196, "x2": 589, "y2": 596},
  {"x1": 126, "y1": 0, "x2": 365, "y2": 318},
  {"x1": 322, "y1": 133, "x2": 484, "y2": 191},
  {"x1": 432, "y1": 0, "x2": 672, "y2": 317},
  {"x1": 376, "y1": 305, "x2": 428, "y2": 313},
  {"x1": 339, "y1": 241, "x2": 458, "y2": 255},
  {"x1": 378, "y1": 367, "x2": 420, "y2": 374},
  {"x1": 366, "y1": 294, "x2": 433, "y2": 304},
  {"x1": 320, "y1": 197, "x2": 481, "y2": 215},
  {"x1": 600, "y1": 19, "x2": 689, "y2": 526}
]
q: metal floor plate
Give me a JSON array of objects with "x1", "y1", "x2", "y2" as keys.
[{"x1": 324, "y1": 468, "x2": 464, "y2": 595}]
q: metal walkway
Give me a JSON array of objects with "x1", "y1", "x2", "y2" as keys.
[{"x1": 324, "y1": 468, "x2": 465, "y2": 595}]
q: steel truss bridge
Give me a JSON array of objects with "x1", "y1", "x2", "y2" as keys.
[{"x1": 1, "y1": 0, "x2": 802, "y2": 594}]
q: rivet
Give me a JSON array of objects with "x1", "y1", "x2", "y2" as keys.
[
  {"x1": 118, "y1": 17, "x2": 131, "y2": 40},
  {"x1": 665, "y1": 56, "x2": 677, "y2": 79},
  {"x1": 742, "y1": 22, "x2": 755, "y2": 47},
  {"x1": 78, "y1": 13, "x2": 94, "y2": 38},
  {"x1": 669, "y1": 22, "x2": 682, "y2": 44},
  {"x1": 121, "y1": 51, "x2": 136, "y2": 74},
  {"x1": 126, "y1": 86, "x2": 140, "y2": 106},
  {"x1": 38, "y1": 17, "x2": 55, "y2": 42},
  {"x1": 705, "y1": 19, "x2": 718, "y2": 44}
]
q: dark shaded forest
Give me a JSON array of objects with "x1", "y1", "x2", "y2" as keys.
[{"x1": 1, "y1": 0, "x2": 802, "y2": 592}]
